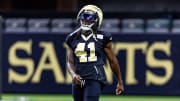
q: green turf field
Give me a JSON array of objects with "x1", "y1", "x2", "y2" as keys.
[{"x1": 2, "y1": 94, "x2": 180, "y2": 101}]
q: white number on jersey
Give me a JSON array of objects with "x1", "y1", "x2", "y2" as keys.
[{"x1": 75, "y1": 42, "x2": 97, "y2": 62}]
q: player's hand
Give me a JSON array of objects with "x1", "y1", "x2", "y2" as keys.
[
  {"x1": 73, "y1": 74, "x2": 82, "y2": 85},
  {"x1": 116, "y1": 82, "x2": 124, "y2": 95}
]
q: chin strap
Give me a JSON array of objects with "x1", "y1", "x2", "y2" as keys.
[{"x1": 80, "y1": 20, "x2": 94, "y2": 31}]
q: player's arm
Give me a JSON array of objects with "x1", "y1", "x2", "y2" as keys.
[
  {"x1": 104, "y1": 42, "x2": 124, "y2": 95},
  {"x1": 66, "y1": 45, "x2": 82, "y2": 84}
]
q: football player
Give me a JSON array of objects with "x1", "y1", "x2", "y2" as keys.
[{"x1": 65, "y1": 5, "x2": 124, "y2": 101}]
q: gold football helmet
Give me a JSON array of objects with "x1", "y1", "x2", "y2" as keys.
[{"x1": 77, "y1": 5, "x2": 103, "y2": 30}]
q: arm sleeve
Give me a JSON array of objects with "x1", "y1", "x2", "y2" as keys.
[{"x1": 103, "y1": 32, "x2": 112, "y2": 46}]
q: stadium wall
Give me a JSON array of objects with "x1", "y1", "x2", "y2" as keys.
[
  {"x1": 0, "y1": 16, "x2": 3, "y2": 100},
  {"x1": 1, "y1": 32, "x2": 180, "y2": 96}
]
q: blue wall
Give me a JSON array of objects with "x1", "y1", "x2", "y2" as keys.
[{"x1": 2, "y1": 33, "x2": 180, "y2": 95}]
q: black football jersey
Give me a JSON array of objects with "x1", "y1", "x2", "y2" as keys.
[{"x1": 65, "y1": 29, "x2": 112, "y2": 83}]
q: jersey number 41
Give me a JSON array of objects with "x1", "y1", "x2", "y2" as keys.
[{"x1": 75, "y1": 42, "x2": 97, "y2": 62}]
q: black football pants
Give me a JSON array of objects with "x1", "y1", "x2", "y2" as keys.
[{"x1": 72, "y1": 79, "x2": 102, "y2": 101}]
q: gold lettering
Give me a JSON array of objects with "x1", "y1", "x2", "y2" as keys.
[
  {"x1": 146, "y1": 40, "x2": 173, "y2": 85},
  {"x1": 114, "y1": 42, "x2": 148, "y2": 85},
  {"x1": 31, "y1": 42, "x2": 64, "y2": 83},
  {"x1": 8, "y1": 40, "x2": 34, "y2": 83}
]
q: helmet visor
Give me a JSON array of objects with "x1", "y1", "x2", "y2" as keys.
[{"x1": 80, "y1": 12, "x2": 97, "y2": 22}]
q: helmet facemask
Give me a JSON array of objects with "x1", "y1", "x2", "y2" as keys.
[{"x1": 79, "y1": 10, "x2": 98, "y2": 31}]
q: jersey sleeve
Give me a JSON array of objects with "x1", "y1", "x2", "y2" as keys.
[
  {"x1": 65, "y1": 35, "x2": 72, "y2": 48},
  {"x1": 103, "y1": 32, "x2": 112, "y2": 45}
]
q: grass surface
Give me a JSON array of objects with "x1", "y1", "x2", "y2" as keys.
[{"x1": 2, "y1": 94, "x2": 180, "y2": 101}]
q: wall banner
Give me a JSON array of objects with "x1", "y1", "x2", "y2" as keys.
[{"x1": 2, "y1": 33, "x2": 180, "y2": 95}]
